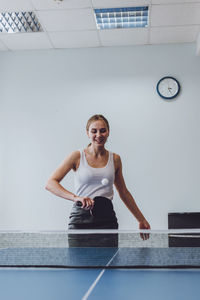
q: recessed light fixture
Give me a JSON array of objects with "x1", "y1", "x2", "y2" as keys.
[
  {"x1": 94, "y1": 6, "x2": 149, "y2": 30},
  {"x1": 0, "y1": 11, "x2": 43, "y2": 33}
]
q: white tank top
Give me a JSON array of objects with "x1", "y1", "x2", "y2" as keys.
[{"x1": 74, "y1": 149, "x2": 115, "y2": 200}]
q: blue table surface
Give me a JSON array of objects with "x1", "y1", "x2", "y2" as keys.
[{"x1": 0, "y1": 268, "x2": 200, "y2": 300}]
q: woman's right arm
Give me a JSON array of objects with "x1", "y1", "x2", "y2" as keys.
[
  {"x1": 45, "y1": 151, "x2": 80, "y2": 202},
  {"x1": 45, "y1": 151, "x2": 94, "y2": 208}
]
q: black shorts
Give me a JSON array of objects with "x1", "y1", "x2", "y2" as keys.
[{"x1": 68, "y1": 197, "x2": 118, "y2": 230}]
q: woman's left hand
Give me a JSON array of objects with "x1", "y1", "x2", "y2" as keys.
[{"x1": 139, "y1": 219, "x2": 151, "y2": 240}]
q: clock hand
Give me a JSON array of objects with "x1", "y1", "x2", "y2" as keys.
[{"x1": 168, "y1": 87, "x2": 172, "y2": 94}]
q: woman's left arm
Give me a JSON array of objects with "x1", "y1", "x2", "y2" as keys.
[{"x1": 114, "y1": 154, "x2": 151, "y2": 232}]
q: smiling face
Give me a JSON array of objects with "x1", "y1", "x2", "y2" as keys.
[{"x1": 87, "y1": 120, "x2": 109, "y2": 147}]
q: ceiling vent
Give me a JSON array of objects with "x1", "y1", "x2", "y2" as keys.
[{"x1": 0, "y1": 11, "x2": 42, "y2": 33}]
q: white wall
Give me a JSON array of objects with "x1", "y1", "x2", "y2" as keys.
[{"x1": 1, "y1": 43, "x2": 200, "y2": 231}]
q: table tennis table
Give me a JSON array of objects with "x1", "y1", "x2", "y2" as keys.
[
  {"x1": 1, "y1": 268, "x2": 200, "y2": 300},
  {"x1": 0, "y1": 230, "x2": 200, "y2": 300}
]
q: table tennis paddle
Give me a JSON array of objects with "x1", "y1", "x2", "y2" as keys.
[{"x1": 76, "y1": 196, "x2": 114, "y2": 218}]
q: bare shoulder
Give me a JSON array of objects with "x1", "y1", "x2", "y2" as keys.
[
  {"x1": 69, "y1": 150, "x2": 81, "y2": 160},
  {"x1": 66, "y1": 150, "x2": 80, "y2": 171},
  {"x1": 58, "y1": 150, "x2": 80, "y2": 171},
  {"x1": 113, "y1": 152, "x2": 122, "y2": 172},
  {"x1": 47, "y1": 150, "x2": 80, "y2": 182},
  {"x1": 113, "y1": 152, "x2": 121, "y2": 162}
]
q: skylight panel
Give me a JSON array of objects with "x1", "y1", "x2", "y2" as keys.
[
  {"x1": 0, "y1": 12, "x2": 42, "y2": 33},
  {"x1": 94, "y1": 6, "x2": 149, "y2": 30}
]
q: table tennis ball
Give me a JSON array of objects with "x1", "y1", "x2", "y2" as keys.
[{"x1": 101, "y1": 178, "x2": 109, "y2": 186}]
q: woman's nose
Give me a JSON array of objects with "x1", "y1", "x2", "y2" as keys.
[{"x1": 96, "y1": 131, "x2": 101, "y2": 137}]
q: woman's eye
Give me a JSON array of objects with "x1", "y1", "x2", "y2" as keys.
[{"x1": 91, "y1": 129, "x2": 106, "y2": 133}]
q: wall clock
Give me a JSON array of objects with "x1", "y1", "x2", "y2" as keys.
[{"x1": 156, "y1": 76, "x2": 180, "y2": 99}]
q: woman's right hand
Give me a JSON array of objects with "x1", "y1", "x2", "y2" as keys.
[{"x1": 74, "y1": 196, "x2": 94, "y2": 210}]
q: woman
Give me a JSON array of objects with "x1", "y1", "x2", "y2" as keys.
[{"x1": 45, "y1": 114, "x2": 150, "y2": 238}]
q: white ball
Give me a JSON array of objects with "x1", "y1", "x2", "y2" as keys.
[{"x1": 101, "y1": 178, "x2": 109, "y2": 186}]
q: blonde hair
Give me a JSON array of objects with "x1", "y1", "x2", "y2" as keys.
[{"x1": 86, "y1": 114, "x2": 110, "y2": 132}]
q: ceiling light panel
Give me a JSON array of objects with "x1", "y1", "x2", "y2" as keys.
[{"x1": 94, "y1": 6, "x2": 148, "y2": 30}]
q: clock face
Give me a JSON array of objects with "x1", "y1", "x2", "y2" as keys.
[{"x1": 157, "y1": 77, "x2": 180, "y2": 99}]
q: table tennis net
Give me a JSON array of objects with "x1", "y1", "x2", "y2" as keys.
[{"x1": 0, "y1": 230, "x2": 200, "y2": 269}]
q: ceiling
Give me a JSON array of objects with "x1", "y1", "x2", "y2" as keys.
[{"x1": 0, "y1": 0, "x2": 200, "y2": 53}]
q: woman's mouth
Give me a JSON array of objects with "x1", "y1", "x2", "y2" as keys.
[{"x1": 95, "y1": 139, "x2": 104, "y2": 143}]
